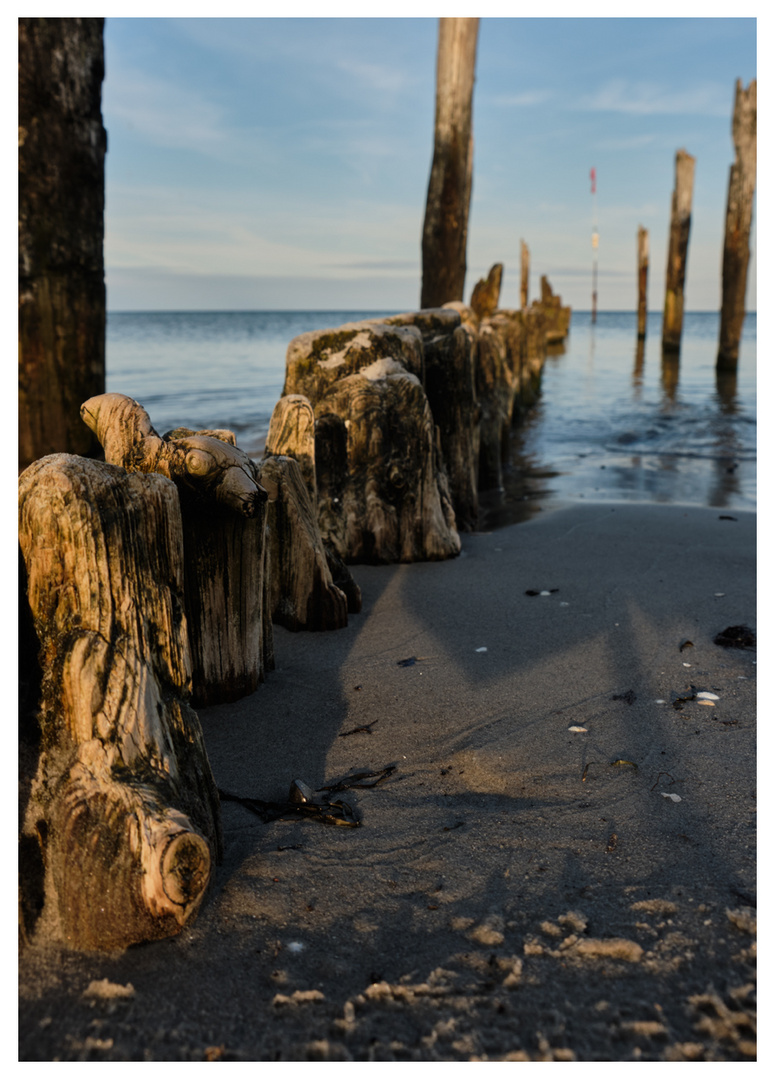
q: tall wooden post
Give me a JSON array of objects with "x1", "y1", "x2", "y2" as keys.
[
  {"x1": 520, "y1": 240, "x2": 529, "y2": 308},
  {"x1": 420, "y1": 17, "x2": 479, "y2": 309},
  {"x1": 718, "y1": 79, "x2": 756, "y2": 371},
  {"x1": 637, "y1": 226, "x2": 649, "y2": 339},
  {"x1": 662, "y1": 149, "x2": 695, "y2": 354},
  {"x1": 18, "y1": 18, "x2": 107, "y2": 470}
]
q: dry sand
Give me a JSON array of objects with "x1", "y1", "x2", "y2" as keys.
[{"x1": 18, "y1": 502, "x2": 756, "y2": 1062}]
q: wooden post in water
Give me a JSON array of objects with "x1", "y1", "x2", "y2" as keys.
[
  {"x1": 18, "y1": 18, "x2": 107, "y2": 470},
  {"x1": 662, "y1": 149, "x2": 696, "y2": 354},
  {"x1": 520, "y1": 241, "x2": 529, "y2": 309},
  {"x1": 718, "y1": 79, "x2": 756, "y2": 371},
  {"x1": 637, "y1": 226, "x2": 649, "y2": 339},
  {"x1": 420, "y1": 17, "x2": 479, "y2": 308}
]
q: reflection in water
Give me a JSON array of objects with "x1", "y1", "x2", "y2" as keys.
[
  {"x1": 660, "y1": 351, "x2": 680, "y2": 403},
  {"x1": 716, "y1": 368, "x2": 738, "y2": 415},
  {"x1": 475, "y1": 311, "x2": 755, "y2": 529},
  {"x1": 632, "y1": 338, "x2": 646, "y2": 399}
]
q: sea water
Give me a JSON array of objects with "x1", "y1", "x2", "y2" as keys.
[{"x1": 106, "y1": 309, "x2": 756, "y2": 524}]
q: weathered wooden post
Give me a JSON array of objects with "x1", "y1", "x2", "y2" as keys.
[
  {"x1": 662, "y1": 149, "x2": 696, "y2": 354},
  {"x1": 520, "y1": 241, "x2": 529, "y2": 309},
  {"x1": 18, "y1": 18, "x2": 107, "y2": 470},
  {"x1": 19, "y1": 455, "x2": 221, "y2": 949},
  {"x1": 718, "y1": 79, "x2": 756, "y2": 371},
  {"x1": 420, "y1": 17, "x2": 479, "y2": 308},
  {"x1": 637, "y1": 226, "x2": 649, "y2": 339}
]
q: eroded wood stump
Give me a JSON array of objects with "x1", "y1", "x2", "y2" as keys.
[
  {"x1": 265, "y1": 394, "x2": 317, "y2": 504},
  {"x1": 283, "y1": 321, "x2": 424, "y2": 406},
  {"x1": 314, "y1": 359, "x2": 460, "y2": 563},
  {"x1": 539, "y1": 276, "x2": 571, "y2": 345},
  {"x1": 81, "y1": 393, "x2": 272, "y2": 705},
  {"x1": 382, "y1": 308, "x2": 479, "y2": 531},
  {"x1": 470, "y1": 262, "x2": 504, "y2": 321},
  {"x1": 18, "y1": 454, "x2": 220, "y2": 950},
  {"x1": 260, "y1": 455, "x2": 353, "y2": 631}
]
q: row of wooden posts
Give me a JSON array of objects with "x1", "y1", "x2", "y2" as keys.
[
  {"x1": 635, "y1": 79, "x2": 756, "y2": 367},
  {"x1": 19, "y1": 277, "x2": 570, "y2": 950}
]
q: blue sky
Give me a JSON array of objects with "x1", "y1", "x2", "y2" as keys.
[{"x1": 102, "y1": 12, "x2": 757, "y2": 312}]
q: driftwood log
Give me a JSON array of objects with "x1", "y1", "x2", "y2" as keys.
[
  {"x1": 19, "y1": 454, "x2": 220, "y2": 950},
  {"x1": 420, "y1": 17, "x2": 479, "y2": 308},
  {"x1": 718, "y1": 78, "x2": 756, "y2": 371},
  {"x1": 662, "y1": 148, "x2": 696, "y2": 354},
  {"x1": 81, "y1": 393, "x2": 272, "y2": 706},
  {"x1": 18, "y1": 17, "x2": 106, "y2": 469}
]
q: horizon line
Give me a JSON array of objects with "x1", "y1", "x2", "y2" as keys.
[{"x1": 106, "y1": 308, "x2": 756, "y2": 316}]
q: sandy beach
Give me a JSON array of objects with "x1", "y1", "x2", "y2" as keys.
[{"x1": 18, "y1": 500, "x2": 756, "y2": 1062}]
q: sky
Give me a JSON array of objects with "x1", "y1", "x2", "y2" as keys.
[{"x1": 101, "y1": 11, "x2": 757, "y2": 313}]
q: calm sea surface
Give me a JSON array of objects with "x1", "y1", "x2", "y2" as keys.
[{"x1": 106, "y1": 309, "x2": 756, "y2": 524}]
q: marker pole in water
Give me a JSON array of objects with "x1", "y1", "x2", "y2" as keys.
[{"x1": 590, "y1": 167, "x2": 599, "y2": 324}]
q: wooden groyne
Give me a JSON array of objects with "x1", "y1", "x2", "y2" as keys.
[{"x1": 19, "y1": 273, "x2": 570, "y2": 950}]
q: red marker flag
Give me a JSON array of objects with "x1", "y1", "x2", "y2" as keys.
[{"x1": 590, "y1": 167, "x2": 596, "y2": 194}]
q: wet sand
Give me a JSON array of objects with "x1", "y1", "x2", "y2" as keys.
[{"x1": 18, "y1": 502, "x2": 756, "y2": 1061}]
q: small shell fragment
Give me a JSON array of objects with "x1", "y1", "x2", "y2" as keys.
[
  {"x1": 475, "y1": 646, "x2": 488, "y2": 653},
  {"x1": 696, "y1": 692, "x2": 719, "y2": 700},
  {"x1": 661, "y1": 792, "x2": 682, "y2": 802},
  {"x1": 568, "y1": 726, "x2": 588, "y2": 733}
]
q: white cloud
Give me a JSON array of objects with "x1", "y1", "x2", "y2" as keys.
[
  {"x1": 593, "y1": 133, "x2": 658, "y2": 150},
  {"x1": 335, "y1": 57, "x2": 416, "y2": 97},
  {"x1": 575, "y1": 79, "x2": 731, "y2": 117},
  {"x1": 490, "y1": 90, "x2": 554, "y2": 108},
  {"x1": 105, "y1": 63, "x2": 229, "y2": 153}
]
